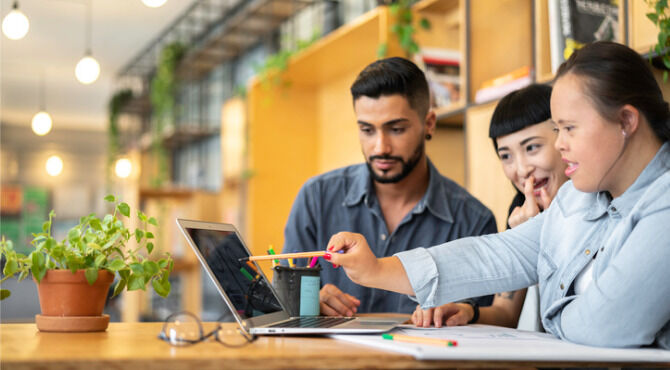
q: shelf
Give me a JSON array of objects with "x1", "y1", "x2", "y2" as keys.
[
  {"x1": 176, "y1": 0, "x2": 314, "y2": 81},
  {"x1": 280, "y1": 7, "x2": 384, "y2": 86},
  {"x1": 119, "y1": 93, "x2": 150, "y2": 115},
  {"x1": 162, "y1": 126, "x2": 219, "y2": 150},
  {"x1": 435, "y1": 103, "x2": 465, "y2": 127},
  {"x1": 138, "y1": 126, "x2": 219, "y2": 152},
  {"x1": 414, "y1": 0, "x2": 459, "y2": 14},
  {"x1": 139, "y1": 188, "x2": 194, "y2": 200}
]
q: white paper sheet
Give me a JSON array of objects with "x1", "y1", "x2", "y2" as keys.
[{"x1": 331, "y1": 324, "x2": 670, "y2": 362}]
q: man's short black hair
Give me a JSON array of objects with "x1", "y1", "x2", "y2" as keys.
[
  {"x1": 488, "y1": 84, "x2": 553, "y2": 151},
  {"x1": 350, "y1": 57, "x2": 430, "y2": 118}
]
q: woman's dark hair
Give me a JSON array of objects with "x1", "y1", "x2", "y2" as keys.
[
  {"x1": 488, "y1": 84, "x2": 553, "y2": 151},
  {"x1": 555, "y1": 41, "x2": 670, "y2": 142},
  {"x1": 350, "y1": 57, "x2": 430, "y2": 118}
]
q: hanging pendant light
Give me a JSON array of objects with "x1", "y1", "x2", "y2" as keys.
[
  {"x1": 75, "y1": 0, "x2": 100, "y2": 84},
  {"x1": 32, "y1": 72, "x2": 52, "y2": 136},
  {"x1": 45, "y1": 155, "x2": 63, "y2": 177},
  {"x1": 2, "y1": 1, "x2": 29, "y2": 40},
  {"x1": 142, "y1": 0, "x2": 167, "y2": 8},
  {"x1": 115, "y1": 158, "x2": 133, "y2": 179},
  {"x1": 75, "y1": 53, "x2": 100, "y2": 84}
]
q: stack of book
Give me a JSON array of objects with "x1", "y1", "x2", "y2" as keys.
[
  {"x1": 474, "y1": 66, "x2": 532, "y2": 104},
  {"x1": 414, "y1": 48, "x2": 461, "y2": 109}
]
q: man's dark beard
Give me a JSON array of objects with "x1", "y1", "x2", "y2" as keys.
[{"x1": 365, "y1": 140, "x2": 424, "y2": 184}]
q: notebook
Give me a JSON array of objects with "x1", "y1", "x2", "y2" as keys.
[{"x1": 176, "y1": 218, "x2": 406, "y2": 335}]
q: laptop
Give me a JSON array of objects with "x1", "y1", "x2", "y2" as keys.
[{"x1": 176, "y1": 218, "x2": 407, "y2": 335}]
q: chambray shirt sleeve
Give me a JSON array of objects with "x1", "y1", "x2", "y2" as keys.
[
  {"x1": 282, "y1": 183, "x2": 319, "y2": 265},
  {"x1": 551, "y1": 205, "x2": 670, "y2": 348},
  {"x1": 395, "y1": 211, "x2": 544, "y2": 309}
]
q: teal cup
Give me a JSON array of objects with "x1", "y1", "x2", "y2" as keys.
[{"x1": 273, "y1": 265, "x2": 321, "y2": 317}]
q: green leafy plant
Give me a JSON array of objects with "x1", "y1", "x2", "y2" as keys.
[
  {"x1": 646, "y1": 0, "x2": 670, "y2": 81},
  {"x1": 0, "y1": 195, "x2": 173, "y2": 300},
  {"x1": 254, "y1": 31, "x2": 321, "y2": 90},
  {"x1": 150, "y1": 42, "x2": 185, "y2": 187},
  {"x1": 378, "y1": 0, "x2": 431, "y2": 58}
]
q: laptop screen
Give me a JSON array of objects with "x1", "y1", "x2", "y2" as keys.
[{"x1": 183, "y1": 226, "x2": 283, "y2": 319}]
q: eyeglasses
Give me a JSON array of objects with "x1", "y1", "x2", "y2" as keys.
[{"x1": 158, "y1": 311, "x2": 256, "y2": 347}]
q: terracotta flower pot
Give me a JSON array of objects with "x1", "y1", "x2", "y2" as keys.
[
  {"x1": 34, "y1": 269, "x2": 115, "y2": 332},
  {"x1": 36, "y1": 269, "x2": 114, "y2": 316}
]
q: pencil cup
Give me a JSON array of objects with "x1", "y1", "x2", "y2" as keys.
[{"x1": 273, "y1": 265, "x2": 321, "y2": 317}]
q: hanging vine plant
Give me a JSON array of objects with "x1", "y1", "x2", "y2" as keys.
[
  {"x1": 645, "y1": 0, "x2": 670, "y2": 81},
  {"x1": 107, "y1": 89, "x2": 133, "y2": 186},
  {"x1": 254, "y1": 31, "x2": 321, "y2": 90},
  {"x1": 377, "y1": 0, "x2": 431, "y2": 58},
  {"x1": 149, "y1": 42, "x2": 185, "y2": 187}
]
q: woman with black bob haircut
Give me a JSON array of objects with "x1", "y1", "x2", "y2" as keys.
[
  {"x1": 324, "y1": 41, "x2": 670, "y2": 348},
  {"x1": 412, "y1": 84, "x2": 569, "y2": 330}
]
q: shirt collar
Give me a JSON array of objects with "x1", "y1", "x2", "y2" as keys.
[
  {"x1": 343, "y1": 159, "x2": 454, "y2": 223},
  {"x1": 584, "y1": 142, "x2": 670, "y2": 220}
]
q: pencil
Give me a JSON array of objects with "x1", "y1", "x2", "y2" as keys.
[
  {"x1": 239, "y1": 251, "x2": 326, "y2": 262},
  {"x1": 382, "y1": 333, "x2": 458, "y2": 347}
]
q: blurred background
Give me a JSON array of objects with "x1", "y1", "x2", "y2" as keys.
[{"x1": 1, "y1": 0, "x2": 666, "y2": 323}]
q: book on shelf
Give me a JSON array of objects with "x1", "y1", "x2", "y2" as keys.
[
  {"x1": 413, "y1": 47, "x2": 461, "y2": 110},
  {"x1": 548, "y1": 0, "x2": 619, "y2": 74},
  {"x1": 474, "y1": 66, "x2": 532, "y2": 104}
]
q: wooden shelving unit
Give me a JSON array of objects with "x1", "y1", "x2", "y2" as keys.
[{"x1": 245, "y1": 0, "x2": 668, "y2": 246}]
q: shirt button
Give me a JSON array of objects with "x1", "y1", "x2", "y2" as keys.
[
  {"x1": 380, "y1": 234, "x2": 386, "y2": 241},
  {"x1": 600, "y1": 247, "x2": 604, "y2": 252},
  {"x1": 585, "y1": 249, "x2": 591, "y2": 256},
  {"x1": 560, "y1": 283, "x2": 565, "y2": 290},
  {"x1": 611, "y1": 206, "x2": 617, "y2": 212}
]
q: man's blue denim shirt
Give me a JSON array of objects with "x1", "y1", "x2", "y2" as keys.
[
  {"x1": 283, "y1": 159, "x2": 497, "y2": 313},
  {"x1": 397, "y1": 143, "x2": 670, "y2": 348}
]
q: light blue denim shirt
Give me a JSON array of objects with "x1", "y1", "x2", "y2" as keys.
[
  {"x1": 283, "y1": 159, "x2": 497, "y2": 313},
  {"x1": 396, "y1": 142, "x2": 670, "y2": 348}
]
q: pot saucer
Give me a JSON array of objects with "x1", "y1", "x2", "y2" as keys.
[{"x1": 35, "y1": 314, "x2": 110, "y2": 332}]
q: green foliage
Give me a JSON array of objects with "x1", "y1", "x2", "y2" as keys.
[
  {"x1": 254, "y1": 31, "x2": 321, "y2": 90},
  {"x1": 0, "y1": 195, "x2": 173, "y2": 301},
  {"x1": 378, "y1": 0, "x2": 431, "y2": 58},
  {"x1": 150, "y1": 42, "x2": 186, "y2": 187},
  {"x1": 646, "y1": 0, "x2": 670, "y2": 82},
  {"x1": 107, "y1": 89, "x2": 133, "y2": 184}
]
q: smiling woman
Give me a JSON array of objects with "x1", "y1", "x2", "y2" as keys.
[{"x1": 323, "y1": 41, "x2": 670, "y2": 349}]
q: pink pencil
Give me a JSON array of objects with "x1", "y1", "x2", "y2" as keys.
[{"x1": 308, "y1": 256, "x2": 318, "y2": 268}]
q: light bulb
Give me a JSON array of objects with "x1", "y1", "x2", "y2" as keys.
[
  {"x1": 115, "y1": 158, "x2": 132, "y2": 179},
  {"x1": 2, "y1": 6, "x2": 29, "y2": 40},
  {"x1": 31, "y1": 111, "x2": 52, "y2": 136},
  {"x1": 75, "y1": 55, "x2": 100, "y2": 84},
  {"x1": 142, "y1": 0, "x2": 167, "y2": 8},
  {"x1": 45, "y1": 155, "x2": 63, "y2": 177}
]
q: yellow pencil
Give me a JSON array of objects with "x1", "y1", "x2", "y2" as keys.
[
  {"x1": 239, "y1": 251, "x2": 326, "y2": 262},
  {"x1": 382, "y1": 333, "x2": 458, "y2": 347}
]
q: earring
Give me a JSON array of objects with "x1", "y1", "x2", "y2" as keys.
[
  {"x1": 622, "y1": 130, "x2": 627, "y2": 138},
  {"x1": 425, "y1": 133, "x2": 432, "y2": 140}
]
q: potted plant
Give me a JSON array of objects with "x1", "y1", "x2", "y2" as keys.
[{"x1": 0, "y1": 195, "x2": 173, "y2": 332}]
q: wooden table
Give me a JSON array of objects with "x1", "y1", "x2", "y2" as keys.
[{"x1": 1, "y1": 322, "x2": 668, "y2": 369}]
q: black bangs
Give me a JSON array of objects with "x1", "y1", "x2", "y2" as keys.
[{"x1": 489, "y1": 84, "x2": 553, "y2": 151}]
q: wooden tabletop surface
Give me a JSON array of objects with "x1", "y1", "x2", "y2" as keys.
[{"x1": 1, "y1": 321, "x2": 668, "y2": 369}]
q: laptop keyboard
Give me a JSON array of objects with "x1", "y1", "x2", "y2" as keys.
[{"x1": 268, "y1": 317, "x2": 355, "y2": 329}]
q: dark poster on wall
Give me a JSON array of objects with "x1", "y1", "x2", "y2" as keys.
[{"x1": 549, "y1": 0, "x2": 619, "y2": 71}]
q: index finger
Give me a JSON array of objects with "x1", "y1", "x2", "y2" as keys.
[{"x1": 522, "y1": 176, "x2": 539, "y2": 210}]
